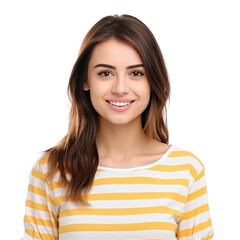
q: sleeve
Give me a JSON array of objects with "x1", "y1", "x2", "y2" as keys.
[
  {"x1": 22, "y1": 162, "x2": 58, "y2": 240},
  {"x1": 177, "y1": 168, "x2": 214, "y2": 240}
]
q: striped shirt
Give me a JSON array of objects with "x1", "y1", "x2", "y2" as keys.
[{"x1": 22, "y1": 146, "x2": 214, "y2": 240}]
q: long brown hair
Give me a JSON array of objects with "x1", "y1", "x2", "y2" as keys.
[{"x1": 45, "y1": 14, "x2": 170, "y2": 204}]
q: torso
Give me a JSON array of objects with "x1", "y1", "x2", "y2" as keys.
[
  {"x1": 56, "y1": 145, "x2": 202, "y2": 240},
  {"x1": 26, "y1": 146, "x2": 212, "y2": 240}
]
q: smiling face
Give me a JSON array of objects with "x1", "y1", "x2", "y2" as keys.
[{"x1": 85, "y1": 38, "x2": 151, "y2": 125}]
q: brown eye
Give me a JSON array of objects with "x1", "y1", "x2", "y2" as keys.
[
  {"x1": 130, "y1": 71, "x2": 144, "y2": 77},
  {"x1": 98, "y1": 71, "x2": 113, "y2": 77}
]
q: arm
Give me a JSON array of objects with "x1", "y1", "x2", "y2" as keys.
[
  {"x1": 22, "y1": 161, "x2": 58, "y2": 240},
  {"x1": 177, "y1": 169, "x2": 214, "y2": 240}
]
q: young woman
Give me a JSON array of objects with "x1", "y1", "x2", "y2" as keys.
[{"x1": 22, "y1": 14, "x2": 214, "y2": 240}]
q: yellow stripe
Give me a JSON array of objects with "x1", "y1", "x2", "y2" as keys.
[
  {"x1": 38, "y1": 157, "x2": 49, "y2": 165},
  {"x1": 188, "y1": 186, "x2": 207, "y2": 201},
  {"x1": 87, "y1": 192, "x2": 187, "y2": 203},
  {"x1": 198, "y1": 169, "x2": 205, "y2": 179},
  {"x1": 54, "y1": 192, "x2": 187, "y2": 204},
  {"x1": 193, "y1": 169, "x2": 205, "y2": 182},
  {"x1": 51, "y1": 195, "x2": 68, "y2": 207},
  {"x1": 26, "y1": 200, "x2": 49, "y2": 212},
  {"x1": 60, "y1": 205, "x2": 182, "y2": 219},
  {"x1": 201, "y1": 234, "x2": 214, "y2": 240},
  {"x1": 26, "y1": 200, "x2": 58, "y2": 224},
  {"x1": 31, "y1": 168, "x2": 45, "y2": 181},
  {"x1": 93, "y1": 177, "x2": 189, "y2": 187},
  {"x1": 150, "y1": 164, "x2": 199, "y2": 181},
  {"x1": 178, "y1": 219, "x2": 212, "y2": 237},
  {"x1": 28, "y1": 184, "x2": 55, "y2": 207},
  {"x1": 168, "y1": 151, "x2": 203, "y2": 167},
  {"x1": 24, "y1": 215, "x2": 57, "y2": 228},
  {"x1": 28, "y1": 184, "x2": 46, "y2": 197},
  {"x1": 26, "y1": 229, "x2": 57, "y2": 240},
  {"x1": 59, "y1": 221, "x2": 177, "y2": 233},
  {"x1": 49, "y1": 177, "x2": 188, "y2": 191},
  {"x1": 181, "y1": 203, "x2": 209, "y2": 220}
]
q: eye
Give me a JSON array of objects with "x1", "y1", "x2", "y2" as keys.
[
  {"x1": 130, "y1": 70, "x2": 144, "y2": 77},
  {"x1": 97, "y1": 71, "x2": 114, "y2": 77}
]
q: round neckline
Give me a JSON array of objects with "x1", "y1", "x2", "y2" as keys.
[{"x1": 97, "y1": 145, "x2": 173, "y2": 172}]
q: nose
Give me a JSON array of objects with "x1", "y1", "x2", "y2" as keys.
[{"x1": 111, "y1": 75, "x2": 129, "y2": 95}]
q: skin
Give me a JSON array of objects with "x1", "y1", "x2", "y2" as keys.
[{"x1": 85, "y1": 38, "x2": 169, "y2": 168}]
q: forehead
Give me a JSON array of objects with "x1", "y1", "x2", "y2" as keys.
[{"x1": 89, "y1": 38, "x2": 143, "y2": 67}]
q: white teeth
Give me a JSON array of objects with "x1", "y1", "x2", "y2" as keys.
[{"x1": 109, "y1": 101, "x2": 131, "y2": 107}]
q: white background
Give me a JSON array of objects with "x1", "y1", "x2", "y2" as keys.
[{"x1": 0, "y1": 0, "x2": 239, "y2": 239}]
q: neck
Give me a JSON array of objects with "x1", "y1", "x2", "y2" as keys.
[{"x1": 96, "y1": 117, "x2": 149, "y2": 161}]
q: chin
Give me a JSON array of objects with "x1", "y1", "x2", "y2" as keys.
[{"x1": 101, "y1": 115, "x2": 141, "y2": 126}]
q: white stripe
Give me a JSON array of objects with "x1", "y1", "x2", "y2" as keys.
[
  {"x1": 192, "y1": 226, "x2": 213, "y2": 239},
  {"x1": 26, "y1": 192, "x2": 58, "y2": 215},
  {"x1": 165, "y1": 155, "x2": 202, "y2": 168},
  {"x1": 89, "y1": 184, "x2": 188, "y2": 194},
  {"x1": 59, "y1": 213, "x2": 177, "y2": 225},
  {"x1": 179, "y1": 211, "x2": 211, "y2": 229},
  {"x1": 21, "y1": 233, "x2": 33, "y2": 240},
  {"x1": 94, "y1": 198, "x2": 185, "y2": 210},
  {"x1": 179, "y1": 226, "x2": 213, "y2": 240},
  {"x1": 183, "y1": 194, "x2": 209, "y2": 212},
  {"x1": 60, "y1": 230, "x2": 176, "y2": 240},
  {"x1": 24, "y1": 222, "x2": 58, "y2": 236},
  {"x1": 188, "y1": 175, "x2": 206, "y2": 194},
  {"x1": 27, "y1": 191, "x2": 46, "y2": 204},
  {"x1": 25, "y1": 207, "x2": 52, "y2": 219},
  {"x1": 29, "y1": 175, "x2": 46, "y2": 190},
  {"x1": 96, "y1": 168, "x2": 192, "y2": 180},
  {"x1": 59, "y1": 198, "x2": 185, "y2": 211},
  {"x1": 38, "y1": 162, "x2": 48, "y2": 174}
]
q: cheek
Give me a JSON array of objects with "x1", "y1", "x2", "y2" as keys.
[
  {"x1": 89, "y1": 93, "x2": 101, "y2": 115},
  {"x1": 89, "y1": 88, "x2": 99, "y2": 105},
  {"x1": 89, "y1": 82, "x2": 107, "y2": 99},
  {"x1": 138, "y1": 82, "x2": 151, "y2": 99},
  {"x1": 88, "y1": 85, "x2": 106, "y2": 113}
]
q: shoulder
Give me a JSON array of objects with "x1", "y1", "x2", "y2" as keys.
[
  {"x1": 34, "y1": 155, "x2": 50, "y2": 174},
  {"x1": 168, "y1": 146, "x2": 204, "y2": 166},
  {"x1": 29, "y1": 155, "x2": 52, "y2": 183},
  {"x1": 166, "y1": 145, "x2": 205, "y2": 180}
]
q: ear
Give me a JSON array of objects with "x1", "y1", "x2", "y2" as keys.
[{"x1": 83, "y1": 82, "x2": 90, "y2": 91}]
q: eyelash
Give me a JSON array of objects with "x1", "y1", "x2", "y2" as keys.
[
  {"x1": 130, "y1": 70, "x2": 144, "y2": 77},
  {"x1": 97, "y1": 71, "x2": 114, "y2": 77},
  {"x1": 97, "y1": 70, "x2": 144, "y2": 77}
]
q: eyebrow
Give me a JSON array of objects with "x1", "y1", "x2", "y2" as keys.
[{"x1": 94, "y1": 63, "x2": 144, "y2": 70}]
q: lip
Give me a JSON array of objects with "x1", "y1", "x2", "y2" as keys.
[
  {"x1": 106, "y1": 98, "x2": 135, "y2": 102},
  {"x1": 106, "y1": 99, "x2": 135, "y2": 112}
]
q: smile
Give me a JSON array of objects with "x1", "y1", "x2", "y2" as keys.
[
  {"x1": 106, "y1": 100, "x2": 135, "y2": 111},
  {"x1": 109, "y1": 101, "x2": 131, "y2": 107}
]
